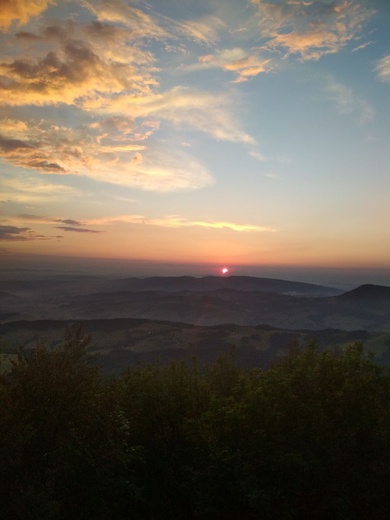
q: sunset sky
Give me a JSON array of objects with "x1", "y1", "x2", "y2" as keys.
[{"x1": 1, "y1": 0, "x2": 389, "y2": 284}]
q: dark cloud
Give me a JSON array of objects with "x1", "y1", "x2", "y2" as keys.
[
  {"x1": 0, "y1": 225, "x2": 31, "y2": 241},
  {"x1": 55, "y1": 226, "x2": 102, "y2": 234},
  {"x1": 1, "y1": 37, "x2": 125, "y2": 99},
  {"x1": 0, "y1": 135, "x2": 32, "y2": 152},
  {"x1": 43, "y1": 23, "x2": 73, "y2": 41},
  {"x1": 17, "y1": 214, "x2": 83, "y2": 226},
  {"x1": 0, "y1": 224, "x2": 57, "y2": 241},
  {"x1": 15, "y1": 31, "x2": 43, "y2": 41},
  {"x1": 21, "y1": 156, "x2": 65, "y2": 173},
  {"x1": 55, "y1": 218, "x2": 83, "y2": 226},
  {"x1": 17, "y1": 213, "x2": 44, "y2": 220}
]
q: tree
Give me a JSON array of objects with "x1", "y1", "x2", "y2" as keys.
[{"x1": 0, "y1": 325, "x2": 136, "y2": 520}]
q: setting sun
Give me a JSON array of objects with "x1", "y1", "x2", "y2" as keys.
[{"x1": 221, "y1": 268, "x2": 229, "y2": 274}]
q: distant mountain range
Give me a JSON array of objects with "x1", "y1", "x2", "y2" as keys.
[
  {"x1": 2, "y1": 275, "x2": 390, "y2": 372},
  {"x1": 106, "y1": 275, "x2": 342, "y2": 296},
  {"x1": 0, "y1": 275, "x2": 389, "y2": 331},
  {"x1": 0, "y1": 274, "x2": 341, "y2": 297}
]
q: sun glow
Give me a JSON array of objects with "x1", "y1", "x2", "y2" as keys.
[{"x1": 221, "y1": 267, "x2": 229, "y2": 274}]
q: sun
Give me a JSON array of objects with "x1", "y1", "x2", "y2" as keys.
[{"x1": 221, "y1": 267, "x2": 229, "y2": 275}]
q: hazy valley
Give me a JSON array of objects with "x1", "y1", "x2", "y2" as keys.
[{"x1": 1, "y1": 271, "x2": 390, "y2": 371}]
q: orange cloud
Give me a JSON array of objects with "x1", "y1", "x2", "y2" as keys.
[
  {"x1": 250, "y1": 0, "x2": 374, "y2": 60},
  {"x1": 0, "y1": 3, "x2": 255, "y2": 193},
  {"x1": 0, "y1": 37, "x2": 155, "y2": 106},
  {"x1": 0, "y1": 117, "x2": 212, "y2": 191},
  {"x1": 196, "y1": 48, "x2": 271, "y2": 82},
  {"x1": 0, "y1": 0, "x2": 55, "y2": 31}
]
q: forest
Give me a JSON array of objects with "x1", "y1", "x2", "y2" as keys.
[{"x1": 1, "y1": 326, "x2": 390, "y2": 520}]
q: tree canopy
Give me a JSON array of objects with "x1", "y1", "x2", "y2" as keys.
[{"x1": 1, "y1": 330, "x2": 389, "y2": 519}]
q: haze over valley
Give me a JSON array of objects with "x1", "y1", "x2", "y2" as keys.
[{"x1": 2, "y1": 269, "x2": 390, "y2": 372}]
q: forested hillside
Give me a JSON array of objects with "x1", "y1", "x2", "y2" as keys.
[{"x1": 1, "y1": 327, "x2": 389, "y2": 519}]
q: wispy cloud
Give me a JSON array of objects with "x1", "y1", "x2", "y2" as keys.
[
  {"x1": 111, "y1": 86, "x2": 255, "y2": 144},
  {"x1": 250, "y1": 150, "x2": 267, "y2": 162},
  {"x1": 15, "y1": 214, "x2": 84, "y2": 227},
  {"x1": 376, "y1": 55, "x2": 390, "y2": 82},
  {"x1": 325, "y1": 76, "x2": 374, "y2": 123},
  {"x1": 192, "y1": 48, "x2": 271, "y2": 82},
  {"x1": 174, "y1": 15, "x2": 225, "y2": 45},
  {"x1": 152, "y1": 216, "x2": 277, "y2": 232},
  {"x1": 55, "y1": 226, "x2": 102, "y2": 233},
  {"x1": 89, "y1": 214, "x2": 276, "y2": 233},
  {"x1": 250, "y1": 0, "x2": 374, "y2": 61},
  {"x1": 0, "y1": 174, "x2": 80, "y2": 203},
  {"x1": 84, "y1": 0, "x2": 169, "y2": 39}
]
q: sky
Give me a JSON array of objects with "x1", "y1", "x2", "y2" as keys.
[{"x1": 0, "y1": 0, "x2": 389, "y2": 285}]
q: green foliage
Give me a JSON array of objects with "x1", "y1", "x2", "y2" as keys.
[
  {"x1": 1, "y1": 333, "x2": 390, "y2": 519},
  {"x1": 0, "y1": 325, "x2": 135, "y2": 519}
]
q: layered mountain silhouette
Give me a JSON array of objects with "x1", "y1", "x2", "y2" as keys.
[
  {"x1": 1, "y1": 275, "x2": 389, "y2": 332},
  {"x1": 107, "y1": 275, "x2": 341, "y2": 296}
]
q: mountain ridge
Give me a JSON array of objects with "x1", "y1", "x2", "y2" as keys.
[{"x1": 338, "y1": 284, "x2": 390, "y2": 301}]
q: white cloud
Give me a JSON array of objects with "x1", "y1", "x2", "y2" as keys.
[
  {"x1": 250, "y1": 150, "x2": 267, "y2": 162},
  {"x1": 376, "y1": 55, "x2": 390, "y2": 82},
  {"x1": 97, "y1": 86, "x2": 255, "y2": 144},
  {"x1": 325, "y1": 77, "x2": 374, "y2": 123},
  {"x1": 174, "y1": 15, "x2": 225, "y2": 45}
]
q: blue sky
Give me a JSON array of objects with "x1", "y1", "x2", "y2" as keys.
[{"x1": 0, "y1": 0, "x2": 389, "y2": 284}]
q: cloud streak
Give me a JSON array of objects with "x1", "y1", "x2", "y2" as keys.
[
  {"x1": 193, "y1": 48, "x2": 271, "y2": 82},
  {"x1": 89, "y1": 214, "x2": 276, "y2": 233},
  {"x1": 15, "y1": 214, "x2": 84, "y2": 227},
  {"x1": 376, "y1": 55, "x2": 390, "y2": 83},
  {"x1": 0, "y1": 174, "x2": 79, "y2": 203},
  {"x1": 116, "y1": 87, "x2": 255, "y2": 144},
  {"x1": 55, "y1": 226, "x2": 102, "y2": 233}
]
